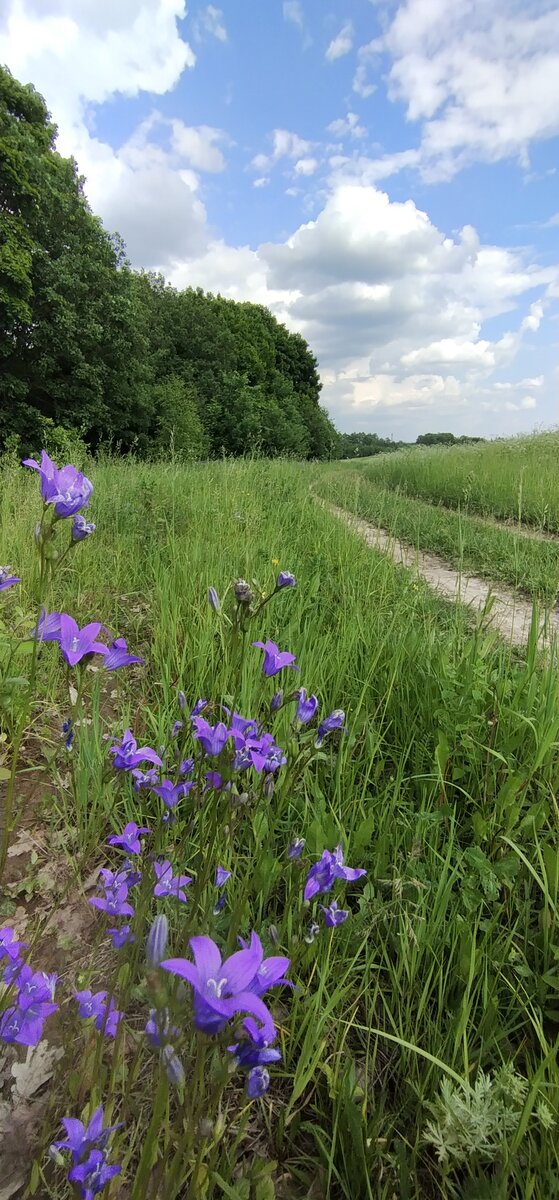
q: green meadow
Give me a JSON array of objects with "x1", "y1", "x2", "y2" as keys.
[{"x1": 2, "y1": 451, "x2": 559, "y2": 1199}]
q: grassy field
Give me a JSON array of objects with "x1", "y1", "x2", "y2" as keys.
[
  {"x1": 313, "y1": 467, "x2": 559, "y2": 602},
  {"x1": 2, "y1": 453, "x2": 559, "y2": 1199},
  {"x1": 353, "y1": 431, "x2": 559, "y2": 531}
]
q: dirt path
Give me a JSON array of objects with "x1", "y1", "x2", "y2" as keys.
[{"x1": 327, "y1": 502, "x2": 559, "y2": 647}]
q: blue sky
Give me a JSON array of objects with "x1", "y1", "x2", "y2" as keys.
[{"x1": 1, "y1": 0, "x2": 558, "y2": 439}]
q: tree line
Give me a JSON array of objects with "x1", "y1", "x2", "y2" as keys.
[{"x1": 0, "y1": 66, "x2": 339, "y2": 461}]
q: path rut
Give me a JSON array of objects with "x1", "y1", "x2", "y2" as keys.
[{"x1": 327, "y1": 502, "x2": 559, "y2": 647}]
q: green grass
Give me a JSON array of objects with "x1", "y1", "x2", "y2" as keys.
[
  {"x1": 350, "y1": 431, "x2": 559, "y2": 531},
  {"x1": 2, "y1": 454, "x2": 559, "y2": 1199},
  {"x1": 313, "y1": 467, "x2": 559, "y2": 602}
]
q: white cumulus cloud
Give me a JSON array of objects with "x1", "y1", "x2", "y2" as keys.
[{"x1": 325, "y1": 21, "x2": 354, "y2": 63}]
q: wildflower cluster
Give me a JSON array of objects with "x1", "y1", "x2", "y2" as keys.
[{"x1": 0, "y1": 451, "x2": 369, "y2": 1198}]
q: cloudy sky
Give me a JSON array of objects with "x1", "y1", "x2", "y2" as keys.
[{"x1": 2, "y1": 0, "x2": 559, "y2": 439}]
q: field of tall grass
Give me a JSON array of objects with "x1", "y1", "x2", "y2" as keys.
[
  {"x1": 354, "y1": 432, "x2": 559, "y2": 531},
  {"x1": 1, "y1": 452, "x2": 559, "y2": 1199},
  {"x1": 313, "y1": 467, "x2": 559, "y2": 601}
]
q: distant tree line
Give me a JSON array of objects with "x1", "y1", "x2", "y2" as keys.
[
  {"x1": 415, "y1": 433, "x2": 485, "y2": 446},
  {"x1": 338, "y1": 432, "x2": 404, "y2": 458},
  {"x1": 0, "y1": 66, "x2": 339, "y2": 461}
]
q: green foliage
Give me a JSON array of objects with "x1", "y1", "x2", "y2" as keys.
[{"x1": 0, "y1": 65, "x2": 338, "y2": 463}]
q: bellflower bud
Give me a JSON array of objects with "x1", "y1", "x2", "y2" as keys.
[{"x1": 146, "y1": 914, "x2": 169, "y2": 969}]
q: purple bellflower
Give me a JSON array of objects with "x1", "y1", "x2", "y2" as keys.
[
  {"x1": 110, "y1": 729, "x2": 162, "y2": 772},
  {"x1": 53, "y1": 1104, "x2": 120, "y2": 1162},
  {"x1": 151, "y1": 779, "x2": 194, "y2": 809},
  {"x1": 191, "y1": 697, "x2": 208, "y2": 717},
  {"x1": 276, "y1": 571, "x2": 296, "y2": 589},
  {"x1": 0, "y1": 927, "x2": 28, "y2": 962},
  {"x1": 215, "y1": 866, "x2": 232, "y2": 888},
  {"x1": 103, "y1": 637, "x2": 144, "y2": 670},
  {"x1": 153, "y1": 860, "x2": 192, "y2": 902},
  {"x1": 23, "y1": 452, "x2": 93, "y2": 518},
  {"x1": 304, "y1": 845, "x2": 366, "y2": 902},
  {"x1": 33, "y1": 608, "x2": 62, "y2": 642},
  {"x1": 146, "y1": 914, "x2": 169, "y2": 969},
  {"x1": 208, "y1": 586, "x2": 221, "y2": 611},
  {"x1": 68, "y1": 1149, "x2": 121, "y2": 1198},
  {"x1": 287, "y1": 837, "x2": 305, "y2": 860},
  {"x1": 145, "y1": 1007, "x2": 179, "y2": 1047},
  {"x1": 108, "y1": 925, "x2": 135, "y2": 949},
  {"x1": 58, "y1": 615, "x2": 108, "y2": 667},
  {"x1": 74, "y1": 990, "x2": 122, "y2": 1038},
  {"x1": 0, "y1": 568, "x2": 20, "y2": 592},
  {"x1": 320, "y1": 901, "x2": 350, "y2": 927},
  {"x1": 107, "y1": 821, "x2": 150, "y2": 855},
  {"x1": 316, "y1": 709, "x2": 346, "y2": 746},
  {"x1": 295, "y1": 688, "x2": 319, "y2": 725},
  {"x1": 192, "y1": 716, "x2": 229, "y2": 756},
  {"x1": 89, "y1": 883, "x2": 135, "y2": 919},
  {"x1": 246, "y1": 1066, "x2": 271, "y2": 1098},
  {"x1": 252, "y1": 639, "x2": 298, "y2": 677},
  {"x1": 161, "y1": 934, "x2": 285, "y2": 1040},
  {"x1": 22, "y1": 450, "x2": 58, "y2": 501},
  {"x1": 71, "y1": 515, "x2": 96, "y2": 542}
]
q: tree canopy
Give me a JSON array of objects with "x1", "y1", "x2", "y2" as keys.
[{"x1": 0, "y1": 65, "x2": 339, "y2": 461}]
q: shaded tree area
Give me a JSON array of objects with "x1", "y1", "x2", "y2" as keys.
[{"x1": 0, "y1": 66, "x2": 339, "y2": 461}]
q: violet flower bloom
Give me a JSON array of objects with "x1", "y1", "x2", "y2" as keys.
[
  {"x1": 110, "y1": 729, "x2": 162, "y2": 772},
  {"x1": 107, "y1": 821, "x2": 150, "y2": 855},
  {"x1": 68, "y1": 1149, "x2": 121, "y2": 1198},
  {"x1": 22, "y1": 450, "x2": 58, "y2": 501},
  {"x1": 237, "y1": 932, "x2": 292, "y2": 996},
  {"x1": 246, "y1": 1066, "x2": 270, "y2": 1099},
  {"x1": 0, "y1": 970, "x2": 58, "y2": 1046},
  {"x1": 208, "y1": 586, "x2": 220, "y2": 611},
  {"x1": 247, "y1": 731, "x2": 286, "y2": 774},
  {"x1": 71, "y1": 515, "x2": 96, "y2": 542},
  {"x1": 131, "y1": 766, "x2": 159, "y2": 791},
  {"x1": 287, "y1": 837, "x2": 305, "y2": 860},
  {"x1": 161, "y1": 1044, "x2": 185, "y2": 1087},
  {"x1": 252, "y1": 639, "x2": 298, "y2": 678},
  {"x1": 146, "y1": 914, "x2": 169, "y2": 969},
  {"x1": 316, "y1": 709, "x2": 346, "y2": 746},
  {"x1": 276, "y1": 571, "x2": 296, "y2": 589},
  {"x1": 153, "y1": 860, "x2": 192, "y2": 902},
  {"x1": 53, "y1": 1104, "x2": 120, "y2": 1162},
  {"x1": 229, "y1": 1032, "x2": 282, "y2": 1070},
  {"x1": 295, "y1": 688, "x2": 319, "y2": 725},
  {"x1": 103, "y1": 637, "x2": 144, "y2": 671},
  {"x1": 0, "y1": 927, "x2": 27, "y2": 962},
  {"x1": 99, "y1": 861, "x2": 141, "y2": 889},
  {"x1": 179, "y1": 756, "x2": 194, "y2": 777},
  {"x1": 74, "y1": 990, "x2": 122, "y2": 1038},
  {"x1": 24, "y1": 452, "x2": 94, "y2": 519},
  {"x1": 108, "y1": 925, "x2": 135, "y2": 949},
  {"x1": 151, "y1": 779, "x2": 194, "y2": 809},
  {"x1": 58, "y1": 615, "x2": 108, "y2": 667},
  {"x1": 205, "y1": 770, "x2": 228, "y2": 791},
  {"x1": 215, "y1": 866, "x2": 232, "y2": 888},
  {"x1": 145, "y1": 1007, "x2": 179, "y2": 1047},
  {"x1": 33, "y1": 608, "x2": 62, "y2": 642},
  {"x1": 0, "y1": 568, "x2": 20, "y2": 592},
  {"x1": 89, "y1": 884, "x2": 135, "y2": 919},
  {"x1": 320, "y1": 901, "x2": 349, "y2": 928},
  {"x1": 192, "y1": 716, "x2": 229, "y2": 756},
  {"x1": 303, "y1": 845, "x2": 367, "y2": 903},
  {"x1": 228, "y1": 711, "x2": 259, "y2": 749},
  {"x1": 161, "y1": 933, "x2": 281, "y2": 1040}
]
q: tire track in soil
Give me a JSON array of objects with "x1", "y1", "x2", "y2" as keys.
[{"x1": 326, "y1": 502, "x2": 559, "y2": 648}]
